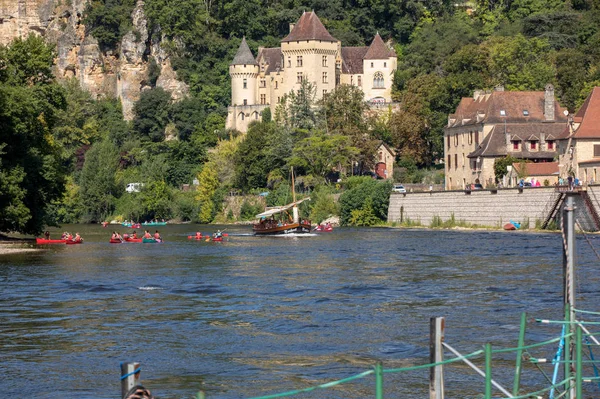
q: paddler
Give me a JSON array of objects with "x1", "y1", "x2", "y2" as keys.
[
  {"x1": 131, "y1": 230, "x2": 138, "y2": 239},
  {"x1": 74, "y1": 232, "x2": 82, "y2": 242},
  {"x1": 154, "y1": 230, "x2": 161, "y2": 240},
  {"x1": 195, "y1": 232, "x2": 202, "y2": 239},
  {"x1": 143, "y1": 230, "x2": 152, "y2": 239}
]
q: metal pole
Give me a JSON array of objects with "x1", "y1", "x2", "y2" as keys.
[
  {"x1": 565, "y1": 194, "x2": 576, "y2": 399},
  {"x1": 120, "y1": 362, "x2": 141, "y2": 399},
  {"x1": 485, "y1": 343, "x2": 492, "y2": 399},
  {"x1": 576, "y1": 325, "x2": 582, "y2": 399},
  {"x1": 430, "y1": 317, "x2": 445, "y2": 399},
  {"x1": 375, "y1": 361, "x2": 384, "y2": 399},
  {"x1": 564, "y1": 304, "x2": 572, "y2": 399},
  {"x1": 513, "y1": 312, "x2": 527, "y2": 396}
]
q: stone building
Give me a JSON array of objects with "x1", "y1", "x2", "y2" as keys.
[
  {"x1": 375, "y1": 142, "x2": 395, "y2": 179},
  {"x1": 557, "y1": 87, "x2": 600, "y2": 184},
  {"x1": 226, "y1": 11, "x2": 397, "y2": 132},
  {"x1": 444, "y1": 85, "x2": 567, "y2": 190}
]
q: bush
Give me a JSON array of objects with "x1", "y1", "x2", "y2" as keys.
[
  {"x1": 240, "y1": 200, "x2": 263, "y2": 221},
  {"x1": 339, "y1": 179, "x2": 392, "y2": 226}
]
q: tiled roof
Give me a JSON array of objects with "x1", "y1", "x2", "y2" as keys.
[
  {"x1": 341, "y1": 47, "x2": 368, "y2": 74},
  {"x1": 448, "y1": 90, "x2": 567, "y2": 128},
  {"x1": 282, "y1": 11, "x2": 337, "y2": 43},
  {"x1": 231, "y1": 37, "x2": 257, "y2": 65},
  {"x1": 512, "y1": 161, "x2": 559, "y2": 176},
  {"x1": 364, "y1": 33, "x2": 394, "y2": 59},
  {"x1": 467, "y1": 123, "x2": 562, "y2": 159},
  {"x1": 568, "y1": 87, "x2": 600, "y2": 139},
  {"x1": 257, "y1": 47, "x2": 282, "y2": 74}
]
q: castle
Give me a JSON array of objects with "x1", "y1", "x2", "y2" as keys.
[{"x1": 226, "y1": 11, "x2": 397, "y2": 132}]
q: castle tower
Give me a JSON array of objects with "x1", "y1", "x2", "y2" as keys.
[
  {"x1": 229, "y1": 37, "x2": 259, "y2": 107},
  {"x1": 362, "y1": 33, "x2": 396, "y2": 104},
  {"x1": 280, "y1": 11, "x2": 339, "y2": 101}
]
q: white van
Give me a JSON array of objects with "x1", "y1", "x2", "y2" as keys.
[
  {"x1": 392, "y1": 184, "x2": 406, "y2": 193},
  {"x1": 126, "y1": 183, "x2": 144, "y2": 193}
]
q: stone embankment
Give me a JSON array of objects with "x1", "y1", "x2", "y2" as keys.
[{"x1": 388, "y1": 186, "x2": 600, "y2": 231}]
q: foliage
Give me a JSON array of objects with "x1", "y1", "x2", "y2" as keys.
[
  {"x1": 240, "y1": 200, "x2": 263, "y2": 221},
  {"x1": 493, "y1": 156, "x2": 518, "y2": 180},
  {"x1": 309, "y1": 186, "x2": 339, "y2": 223},
  {"x1": 83, "y1": 0, "x2": 136, "y2": 51},
  {"x1": 0, "y1": 36, "x2": 68, "y2": 234},
  {"x1": 339, "y1": 179, "x2": 392, "y2": 225},
  {"x1": 132, "y1": 87, "x2": 172, "y2": 142},
  {"x1": 349, "y1": 197, "x2": 381, "y2": 226},
  {"x1": 196, "y1": 162, "x2": 220, "y2": 223}
]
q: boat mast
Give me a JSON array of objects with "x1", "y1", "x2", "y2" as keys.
[{"x1": 291, "y1": 167, "x2": 299, "y2": 224}]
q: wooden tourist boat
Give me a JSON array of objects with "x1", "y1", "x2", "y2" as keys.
[{"x1": 253, "y1": 169, "x2": 311, "y2": 236}]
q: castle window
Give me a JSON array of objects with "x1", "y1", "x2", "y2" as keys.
[
  {"x1": 275, "y1": 81, "x2": 278, "y2": 89},
  {"x1": 297, "y1": 56, "x2": 303, "y2": 67},
  {"x1": 475, "y1": 131, "x2": 479, "y2": 145},
  {"x1": 447, "y1": 155, "x2": 451, "y2": 168},
  {"x1": 384, "y1": 62, "x2": 387, "y2": 67},
  {"x1": 447, "y1": 135, "x2": 450, "y2": 149},
  {"x1": 260, "y1": 94, "x2": 266, "y2": 105},
  {"x1": 371, "y1": 62, "x2": 374, "y2": 68},
  {"x1": 512, "y1": 141, "x2": 519, "y2": 150},
  {"x1": 239, "y1": 112, "x2": 245, "y2": 121},
  {"x1": 288, "y1": 57, "x2": 291, "y2": 68},
  {"x1": 350, "y1": 76, "x2": 353, "y2": 85},
  {"x1": 260, "y1": 79, "x2": 266, "y2": 88},
  {"x1": 358, "y1": 76, "x2": 362, "y2": 87},
  {"x1": 322, "y1": 56, "x2": 327, "y2": 67},
  {"x1": 254, "y1": 112, "x2": 259, "y2": 120},
  {"x1": 373, "y1": 72, "x2": 384, "y2": 88},
  {"x1": 595, "y1": 145, "x2": 600, "y2": 157},
  {"x1": 323, "y1": 89, "x2": 327, "y2": 96},
  {"x1": 322, "y1": 72, "x2": 327, "y2": 83},
  {"x1": 243, "y1": 99, "x2": 247, "y2": 106},
  {"x1": 530, "y1": 141, "x2": 537, "y2": 150},
  {"x1": 243, "y1": 78, "x2": 247, "y2": 89},
  {"x1": 547, "y1": 140, "x2": 554, "y2": 150},
  {"x1": 454, "y1": 154, "x2": 458, "y2": 170},
  {"x1": 297, "y1": 72, "x2": 303, "y2": 83}
]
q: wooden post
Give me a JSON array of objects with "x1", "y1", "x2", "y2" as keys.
[
  {"x1": 121, "y1": 362, "x2": 141, "y2": 399},
  {"x1": 429, "y1": 317, "x2": 445, "y2": 399}
]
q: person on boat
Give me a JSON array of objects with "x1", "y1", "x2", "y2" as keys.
[
  {"x1": 154, "y1": 230, "x2": 161, "y2": 240},
  {"x1": 143, "y1": 230, "x2": 152, "y2": 239},
  {"x1": 195, "y1": 231, "x2": 202, "y2": 239},
  {"x1": 131, "y1": 230, "x2": 138, "y2": 239},
  {"x1": 325, "y1": 222, "x2": 332, "y2": 230},
  {"x1": 44, "y1": 231, "x2": 50, "y2": 240},
  {"x1": 74, "y1": 232, "x2": 82, "y2": 242},
  {"x1": 214, "y1": 230, "x2": 222, "y2": 239}
]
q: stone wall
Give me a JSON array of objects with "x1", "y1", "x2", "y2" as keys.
[{"x1": 387, "y1": 186, "x2": 600, "y2": 231}]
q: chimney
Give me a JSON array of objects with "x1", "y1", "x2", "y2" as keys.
[
  {"x1": 289, "y1": 23, "x2": 295, "y2": 33},
  {"x1": 473, "y1": 90, "x2": 483, "y2": 101},
  {"x1": 544, "y1": 83, "x2": 555, "y2": 121}
]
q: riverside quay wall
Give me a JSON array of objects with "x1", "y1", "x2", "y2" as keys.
[{"x1": 387, "y1": 186, "x2": 600, "y2": 231}]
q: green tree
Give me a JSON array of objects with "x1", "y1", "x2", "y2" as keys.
[
  {"x1": 84, "y1": 0, "x2": 136, "y2": 51},
  {"x1": 79, "y1": 140, "x2": 120, "y2": 222},
  {"x1": 494, "y1": 155, "x2": 518, "y2": 180},
  {"x1": 339, "y1": 179, "x2": 392, "y2": 225},
  {"x1": 132, "y1": 87, "x2": 172, "y2": 142},
  {"x1": 196, "y1": 162, "x2": 220, "y2": 223}
]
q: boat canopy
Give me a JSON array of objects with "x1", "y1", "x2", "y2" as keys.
[{"x1": 255, "y1": 198, "x2": 310, "y2": 219}]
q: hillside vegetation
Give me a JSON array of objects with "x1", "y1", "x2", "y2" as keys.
[{"x1": 2, "y1": 0, "x2": 600, "y2": 232}]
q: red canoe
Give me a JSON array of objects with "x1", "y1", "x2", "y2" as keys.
[
  {"x1": 36, "y1": 238, "x2": 67, "y2": 244},
  {"x1": 503, "y1": 223, "x2": 516, "y2": 231},
  {"x1": 124, "y1": 237, "x2": 142, "y2": 243},
  {"x1": 66, "y1": 239, "x2": 83, "y2": 244},
  {"x1": 109, "y1": 238, "x2": 123, "y2": 244}
]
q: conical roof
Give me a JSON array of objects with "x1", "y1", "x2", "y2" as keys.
[
  {"x1": 231, "y1": 37, "x2": 257, "y2": 65},
  {"x1": 282, "y1": 11, "x2": 337, "y2": 43},
  {"x1": 364, "y1": 33, "x2": 393, "y2": 59}
]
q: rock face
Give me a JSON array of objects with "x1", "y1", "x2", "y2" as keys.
[{"x1": 0, "y1": 0, "x2": 188, "y2": 119}]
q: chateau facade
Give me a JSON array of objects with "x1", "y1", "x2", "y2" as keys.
[
  {"x1": 226, "y1": 11, "x2": 397, "y2": 132},
  {"x1": 444, "y1": 85, "x2": 567, "y2": 190}
]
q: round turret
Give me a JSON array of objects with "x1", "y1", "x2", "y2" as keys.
[{"x1": 230, "y1": 37, "x2": 259, "y2": 106}]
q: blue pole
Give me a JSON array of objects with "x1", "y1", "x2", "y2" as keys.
[{"x1": 550, "y1": 324, "x2": 566, "y2": 399}]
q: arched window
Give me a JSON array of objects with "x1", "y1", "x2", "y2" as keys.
[
  {"x1": 239, "y1": 112, "x2": 245, "y2": 121},
  {"x1": 373, "y1": 72, "x2": 384, "y2": 88}
]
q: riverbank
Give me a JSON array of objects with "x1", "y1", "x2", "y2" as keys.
[{"x1": 0, "y1": 234, "x2": 41, "y2": 255}]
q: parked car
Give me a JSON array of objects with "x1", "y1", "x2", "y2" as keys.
[
  {"x1": 392, "y1": 184, "x2": 407, "y2": 193},
  {"x1": 126, "y1": 183, "x2": 144, "y2": 193},
  {"x1": 473, "y1": 183, "x2": 483, "y2": 190}
]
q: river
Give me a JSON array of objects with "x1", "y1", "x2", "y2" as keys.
[{"x1": 1, "y1": 225, "x2": 599, "y2": 398}]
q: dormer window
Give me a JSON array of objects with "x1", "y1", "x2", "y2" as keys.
[
  {"x1": 530, "y1": 141, "x2": 538, "y2": 150},
  {"x1": 500, "y1": 110, "x2": 506, "y2": 116},
  {"x1": 523, "y1": 110, "x2": 529, "y2": 116},
  {"x1": 547, "y1": 140, "x2": 554, "y2": 150},
  {"x1": 512, "y1": 140, "x2": 519, "y2": 150}
]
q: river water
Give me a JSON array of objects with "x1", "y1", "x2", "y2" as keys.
[{"x1": 1, "y1": 225, "x2": 600, "y2": 399}]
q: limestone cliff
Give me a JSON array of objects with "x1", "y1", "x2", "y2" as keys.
[{"x1": 0, "y1": 0, "x2": 188, "y2": 119}]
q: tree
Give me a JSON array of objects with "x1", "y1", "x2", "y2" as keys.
[
  {"x1": 196, "y1": 162, "x2": 220, "y2": 223},
  {"x1": 132, "y1": 87, "x2": 172, "y2": 142},
  {"x1": 0, "y1": 36, "x2": 68, "y2": 234},
  {"x1": 494, "y1": 155, "x2": 518, "y2": 180},
  {"x1": 79, "y1": 140, "x2": 120, "y2": 222},
  {"x1": 289, "y1": 131, "x2": 359, "y2": 178},
  {"x1": 339, "y1": 179, "x2": 392, "y2": 225}
]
